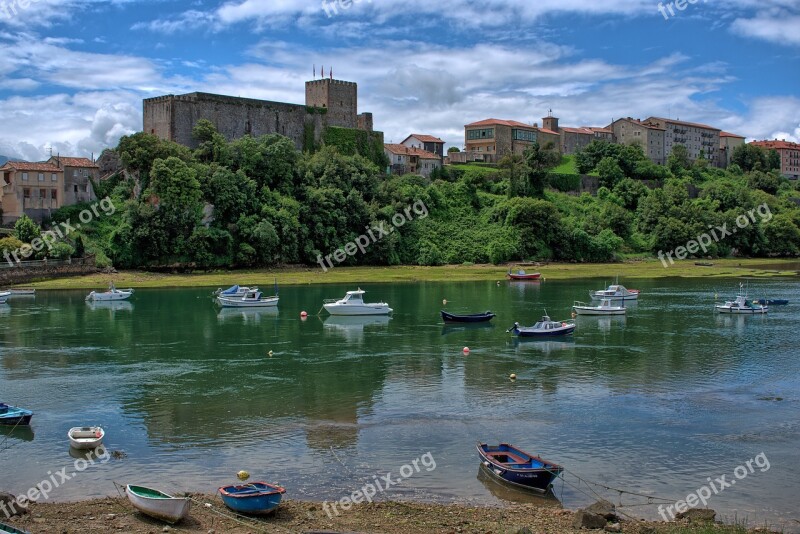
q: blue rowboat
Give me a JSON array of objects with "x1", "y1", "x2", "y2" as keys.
[
  {"x1": 218, "y1": 482, "x2": 286, "y2": 516},
  {"x1": 441, "y1": 310, "x2": 496, "y2": 323},
  {"x1": 0, "y1": 403, "x2": 33, "y2": 426},
  {"x1": 477, "y1": 442, "x2": 563, "y2": 493}
]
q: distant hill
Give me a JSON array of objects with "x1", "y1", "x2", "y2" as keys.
[{"x1": 0, "y1": 156, "x2": 8, "y2": 166}]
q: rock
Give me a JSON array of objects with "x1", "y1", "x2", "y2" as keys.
[
  {"x1": 572, "y1": 511, "x2": 607, "y2": 530},
  {"x1": 515, "y1": 528, "x2": 533, "y2": 534},
  {"x1": 604, "y1": 523, "x2": 621, "y2": 532},
  {"x1": 584, "y1": 499, "x2": 618, "y2": 521},
  {"x1": 162, "y1": 527, "x2": 171, "y2": 533},
  {"x1": 639, "y1": 527, "x2": 655, "y2": 534},
  {"x1": 32, "y1": 518, "x2": 45, "y2": 524},
  {"x1": 676, "y1": 508, "x2": 716, "y2": 522},
  {"x1": 106, "y1": 514, "x2": 116, "y2": 520},
  {"x1": 0, "y1": 492, "x2": 28, "y2": 517}
]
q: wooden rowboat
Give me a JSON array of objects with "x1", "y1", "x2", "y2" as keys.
[
  {"x1": 125, "y1": 485, "x2": 191, "y2": 524},
  {"x1": 441, "y1": 310, "x2": 496, "y2": 323},
  {"x1": 477, "y1": 442, "x2": 563, "y2": 493},
  {"x1": 218, "y1": 482, "x2": 286, "y2": 516},
  {"x1": 68, "y1": 426, "x2": 105, "y2": 450}
]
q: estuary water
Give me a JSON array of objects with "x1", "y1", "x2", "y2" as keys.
[{"x1": 1, "y1": 278, "x2": 798, "y2": 530}]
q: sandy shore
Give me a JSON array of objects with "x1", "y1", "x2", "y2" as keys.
[{"x1": 0, "y1": 496, "x2": 778, "y2": 533}]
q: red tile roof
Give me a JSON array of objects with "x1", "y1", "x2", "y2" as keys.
[
  {"x1": 719, "y1": 131, "x2": 745, "y2": 138},
  {"x1": 0, "y1": 161, "x2": 62, "y2": 173},
  {"x1": 384, "y1": 144, "x2": 440, "y2": 159},
  {"x1": 750, "y1": 140, "x2": 800, "y2": 151},
  {"x1": 465, "y1": 118, "x2": 535, "y2": 129},
  {"x1": 48, "y1": 156, "x2": 99, "y2": 168},
  {"x1": 586, "y1": 127, "x2": 613, "y2": 134},
  {"x1": 647, "y1": 117, "x2": 720, "y2": 131},
  {"x1": 403, "y1": 134, "x2": 445, "y2": 144},
  {"x1": 538, "y1": 128, "x2": 560, "y2": 136},
  {"x1": 613, "y1": 118, "x2": 666, "y2": 131},
  {"x1": 561, "y1": 127, "x2": 594, "y2": 135}
]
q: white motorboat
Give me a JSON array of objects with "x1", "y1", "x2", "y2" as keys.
[
  {"x1": 125, "y1": 485, "x2": 191, "y2": 524},
  {"x1": 0, "y1": 291, "x2": 11, "y2": 299},
  {"x1": 0, "y1": 297, "x2": 7, "y2": 305},
  {"x1": 68, "y1": 426, "x2": 105, "y2": 450},
  {"x1": 213, "y1": 285, "x2": 257, "y2": 298},
  {"x1": 86, "y1": 284, "x2": 134, "y2": 302},
  {"x1": 715, "y1": 295, "x2": 767, "y2": 314},
  {"x1": 9, "y1": 288, "x2": 35, "y2": 296},
  {"x1": 590, "y1": 284, "x2": 640, "y2": 301},
  {"x1": 216, "y1": 289, "x2": 278, "y2": 308},
  {"x1": 573, "y1": 298, "x2": 627, "y2": 315},
  {"x1": 323, "y1": 289, "x2": 392, "y2": 316},
  {"x1": 507, "y1": 315, "x2": 576, "y2": 337}
]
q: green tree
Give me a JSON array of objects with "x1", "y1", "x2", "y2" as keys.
[
  {"x1": 498, "y1": 153, "x2": 529, "y2": 198},
  {"x1": 766, "y1": 149, "x2": 781, "y2": 172},
  {"x1": 523, "y1": 142, "x2": 561, "y2": 197},
  {"x1": 14, "y1": 215, "x2": 40, "y2": 243},
  {"x1": 731, "y1": 144, "x2": 767, "y2": 173},
  {"x1": 667, "y1": 145, "x2": 691, "y2": 175},
  {"x1": 596, "y1": 157, "x2": 625, "y2": 188},
  {"x1": 447, "y1": 146, "x2": 461, "y2": 153},
  {"x1": 193, "y1": 119, "x2": 231, "y2": 166}
]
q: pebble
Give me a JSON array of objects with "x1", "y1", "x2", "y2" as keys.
[{"x1": 106, "y1": 513, "x2": 116, "y2": 520}]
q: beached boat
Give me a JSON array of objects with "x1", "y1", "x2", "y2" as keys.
[
  {"x1": 0, "y1": 403, "x2": 33, "y2": 426},
  {"x1": 216, "y1": 289, "x2": 279, "y2": 308},
  {"x1": 590, "y1": 284, "x2": 640, "y2": 301},
  {"x1": 476, "y1": 443, "x2": 563, "y2": 493},
  {"x1": 9, "y1": 288, "x2": 35, "y2": 296},
  {"x1": 86, "y1": 284, "x2": 134, "y2": 302},
  {"x1": 507, "y1": 316, "x2": 575, "y2": 338},
  {"x1": 755, "y1": 298, "x2": 788, "y2": 306},
  {"x1": 323, "y1": 289, "x2": 392, "y2": 316},
  {"x1": 0, "y1": 522, "x2": 30, "y2": 534},
  {"x1": 125, "y1": 485, "x2": 191, "y2": 524},
  {"x1": 715, "y1": 295, "x2": 768, "y2": 314},
  {"x1": 218, "y1": 482, "x2": 286, "y2": 516},
  {"x1": 0, "y1": 291, "x2": 10, "y2": 302},
  {"x1": 441, "y1": 310, "x2": 496, "y2": 323},
  {"x1": 572, "y1": 298, "x2": 626, "y2": 316},
  {"x1": 68, "y1": 426, "x2": 105, "y2": 450},
  {"x1": 213, "y1": 285, "x2": 256, "y2": 298},
  {"x1": 506, "y1": 269, "x2": 541, "y2": 281}
]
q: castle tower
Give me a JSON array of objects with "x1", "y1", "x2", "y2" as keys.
[
  {"x1": 305, "y1": 79, "x2": 358, "y2": 129},
  {"x1": 542, "y1": 114, "x2": 560, "y2": 133}
]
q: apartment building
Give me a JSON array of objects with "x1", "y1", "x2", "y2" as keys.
[
  {"x1": 645, "y1": 117, "x2": 721, "y2": 167},
  {"x1": 719, "y1": 132, "x2": 746, "y2": 169},
  {"x1": 750, "y1": 140, "x2": 800, "y2": 180},
  {"x1": 463, "y1": 118, "x2": 560, "y2": 163},
  {"x1": 384, "y1": 144, "x2": 442, "y2": 177},
  {"x1": 607, "y1": 118, "x2": 667, "y2": 165}
]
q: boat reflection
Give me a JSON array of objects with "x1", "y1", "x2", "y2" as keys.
[
  {"x1": 68, "y1": 445, "x2": 108, "y2": 460},
  {"x1": 86, "y1": 300, "x2": 133, "y2": 312},
  {"x1": 323, "y1": 315, "x2": 391, "y2": 342},
  {"x1": 0, "y1": 304, "x2": 9, "y2": 315},
  {"x1": 217, "y1": 307, "x2": 279, "y2": 323},
  {"x1": 477, "y1": 464, "x2": 562, "y2": 506},
  {"x1": 576, "y1": 315, "x2": 627, "y2": 333},
  {"x1": 0, "y1": 425, "x2": 35, "y2": 443},
  {"x1": 441, "y1": 322, "x2": 495, "y2": 336},
  {"x1": 510, "y1": 339, "x2": 574, "y2": 355}
]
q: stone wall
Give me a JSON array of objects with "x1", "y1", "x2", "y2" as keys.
[{"x1": 0, "y1": 257, "x2": 96, "y2": 286}]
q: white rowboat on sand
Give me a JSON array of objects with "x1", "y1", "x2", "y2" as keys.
[{"x1": 125, "y1": 485, "x2": 191, "y2": 524}]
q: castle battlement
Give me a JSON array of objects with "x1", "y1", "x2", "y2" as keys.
[{"x1": 306, "y1": 79, "x2": 358, "y2": 88}]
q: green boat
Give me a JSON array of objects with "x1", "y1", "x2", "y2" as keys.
[
  {"x1": 125, "y1": 485, "x2": 191, "y2": 524},
  {"x1": 0, "y1": 522, "x2": 30, "y2": 534}
]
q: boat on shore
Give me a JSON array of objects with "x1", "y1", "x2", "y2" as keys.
[
  {"x1": 0, "y1": 403, "x2": 33, "y2": 426},
  {"x1": 323, "y1": 289, "x2": 392, "y2": 316},
  {"x1": 125, "y1": 485, "x2": 191, "y2": 524},
  {"x1": 590, "y1": 284, "x2": 639, "y2": 301},
  {"x1": 0, "y1": 522, "x2": 30, "y2": 534},
  {"x1": 506, "y1": 269, "x2": 541, "y2": 281},
  {"x1": 476, "y1": 442, "x2": 563, "y2": 493},
  {"x1": 217, "y1": 289, "x2": 279, "y2": 308},
  {"x1": 507, "y1": 316, "x2": 575, "y2": 338},
  {"x1": 86, "y1": 284, "x2": 134, "y2": 302},
  {"x1": 441, "y1": 310, "x2": 496, "y2": 323},
  {"x1": 572, "y1": 299, "x2": 626, "y2": 316},
  {"x1": 68, "y1": 426, "x2": 105, "y2": 450},
  {"x1": 218, "y1": 482, "x2": 286, "y2": 516},
  {"x1": 715, "y1": 295, "x2": 768, "y2": 314}
]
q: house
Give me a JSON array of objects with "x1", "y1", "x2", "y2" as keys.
[
  {"x1": 401, "y1": 135, "x2": 445, "y2": 161},
  {"x1": 608, "y1": 118, "x2": 667, "y2": 165},
  {"x1": 384, "y1": 144, "x2": 442, "y2": 177},
  {"x1": 463, "y1": 118, "x2": 561, "y2": 163},
  {"x1": 719, "y1": 132, "x2": 746, "y2": 169},
  {"x1": 47, "y1": 156, "x2": 98, "y2": 206},
  {"x1": 645, "y1": 117, "x2": 721, "y2": 167},
  {"x1": 750, "y1": 139, "x2": 800, "y2": 180}
]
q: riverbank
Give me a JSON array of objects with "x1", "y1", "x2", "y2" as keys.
[
  {"x1": 21, "y1": 258, "x2": 800, "y2": 290},
  {"x1": 2, "y1": 497, "x2": 776, "y2": 533}
]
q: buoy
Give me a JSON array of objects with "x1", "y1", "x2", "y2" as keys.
[
  {"x1": 463, "y1": 347, "x2": 470, "y2": 354},
  {"x1": 268, "y1": 350, "x2": 273, "y2": 357},
  {"x1": 300, "y1": 311, "x2": 308, "y2": 318},
  {"x1": 237, "y1": 470, "x2": 250, "y2": 481},
  {"x1": 510, "y1": 373, "x2": 517, "y2": 380},
  {"x1": 443, "y1": 299, "x2": 447, "y2": 305},
  {"x1": 571, "y1": 312, "x2": 576, "y2": 319},
  {"x1": 496, "y1": 281, "x2": 500, "y2": 286}
]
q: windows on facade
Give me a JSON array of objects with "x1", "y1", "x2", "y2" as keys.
[
  {"x1": 39, "y1": 188, "x2": 46, "y2": 199},
  {"x1": 23, "y1": 188, "x2": 30, "y2": 199},
  {"x1": 51, "y1": 190, "x2": 57, "y2": 200},
  {"x1": 22, "y1": 173, "x2": 28, "y2": 181},
  {"x1": 512, "y1": 129, "x2": 537, "y2": 142},
  {"x1": 38, "y1": 173, "x2": 44, "y2": 181},
  {"x1": 467, "y1": 128, "x2": 495, "y2": 140},
  {"x1": 51, "y1": 173, "x2": 57, "y2": 182}
]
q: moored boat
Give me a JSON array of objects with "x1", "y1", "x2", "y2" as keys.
[
  {"x1": 0, "y1": 403, "x2": 33, "y2": 426},
  {"x1": 590, "y1": 284, "x2": 639, "y2": 301},
  {"x1": 476, "y1": 442, "x2": 563, "y2": 493},
  {"x1": 86, "y1": 284, "x2": 134, "y2": 302},
  {"x1": 572, "y1": 298, "x2": 626, "y2": 316},
  {"x1": 68, "y1": 426, "x2": 105, "y2": 450},
  {"x1": 0, "y1": 291, "x2": 10, "y2": 299},
  {"x1": 216, "y1": 289, "x2": 278, "y2": 308},
  {"x1": 715, "y1": 295, "x2": 768, "y2": 314},
  {"x1": 213, "y1": 285, "x2": 257, "y2": 298},
  {"x1": 218, "y1": 482, "x2": 286, "y2": 516},
  {"x1": 125, "y1": 485, "x2": 191, "y2": 524},
  {"x1": 507, "y1": 316, "x2": 575, "y2": 337},
  {"x1": 0, "y1": 522, "x2": 30, "y2": 534},
  {"x1": 323, "y1": 289, "x2": 392, "y2": 316},
  {"x1": 441, "y1": 310, "x2": 496, "y2": 323},
  {"x1": 506, "y1": 269, "x2": 541, "y2": 281},
  {"x1": 0, "y1": 297, "x2": 7, "y2": 305},
  {"x1": 9, "y1": 288, "x2": 35, "y2": 296}
]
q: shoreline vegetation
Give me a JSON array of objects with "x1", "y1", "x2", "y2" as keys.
[
  {"x1": 22, "y1": 258, "x2": 800, "y2": 290},
  {"x1": 0, "y1": 497, "x2": 781, "y2": 533}
]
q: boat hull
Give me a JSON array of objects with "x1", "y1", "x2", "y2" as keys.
[
  {"x1": 755, "y1": 299, "x2": 788, "y2": 306},
  {"x1": 87, "y1": 290, "x2": 134, "y2": 302},
  {"x1": 68, "y1": 427, "x2": 105, "y2": 450},
  {"x1": 506, "y1": 273, "x2": 541, "y2": 281},
  {"x1": 441, "y1": 311, "x2": 495, "y2": 323},
  {"x1": 715, "y1": 306, "x2": 768, "y2": 314},
  {"x1": 0, "y1": 522, "x2": 30, "y2": 534},
  {"x1": 573, "y1": 307, "x2": 626, "y2": 316},
  {"x1": 477, "y1": 443, "x2": 562, "y2": 493},
  {"x1": 219, "y1": 482, "x2": 285, "y2": 516},
  {"x1": 510, "y1": 324, "x2": 575, "y2": 337},
  {"x1": 125, "y1": 485, "x2": 191, "y2": 524},
  {"x1": 589, "y1": 291, "x2": 638, "y2": 301},
  {"x1": 323, "y1": 304, "x2": 392, "y2": 316},
  {"x1": 216, "y1": 296, "x2": 279, "y2": 308},
  {"x1": 0, "y1": 405, "x2": 33, "y2": 426}
]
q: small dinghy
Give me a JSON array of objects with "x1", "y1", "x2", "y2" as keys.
[
  {"x1": 125, "y1": 485, "x2": 191, "y2": 524},
  {"x1": 0, "y1": 522, "x2": 30, "y2": 534},
  {"x1": 0, "y1": 403, "x2": 33, "y2": 426},
  {"x1": 86, "y1": 284, "x2": 134, "y2": 302},
  {"x1": 477, "y1": 442, "x2": 563, "y2": 493},
  {"x1": 507, "y1": 316, "x2": 575, "y2": 337},
  {"x1": 218, "y1": 482, "x2": 286, "y2": 516},
  {"x1": 68, "y1": 426, "x2": 105, "y2": 450},
  {"x1": 441, "y1": 310, "x2": 496, "y2": 323}
]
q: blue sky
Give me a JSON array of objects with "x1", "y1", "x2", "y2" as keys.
[{"x1": 0, "y1": 0, "x2": 798, "y2": 160}]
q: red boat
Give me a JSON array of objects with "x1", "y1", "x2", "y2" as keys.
[{"x1": 506, "y1": 269, "x2": 541, "y2": 281}]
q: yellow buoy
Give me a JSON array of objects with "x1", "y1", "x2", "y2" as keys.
[{"x1": 237, "y1": 470, "x2": 250, "y2": 481}]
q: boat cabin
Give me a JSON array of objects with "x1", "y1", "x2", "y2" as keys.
[{"x1": 338, "y1": 290, "x2": 365, "y2": 304}]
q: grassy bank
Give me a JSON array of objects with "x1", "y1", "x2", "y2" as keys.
[{"x1": 21, "y1": 258, "x2": 799, "y2": 290}]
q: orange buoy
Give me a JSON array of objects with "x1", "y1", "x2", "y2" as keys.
[{"x1": 300, "y1": 311, "x2": 308, "y2": 318}]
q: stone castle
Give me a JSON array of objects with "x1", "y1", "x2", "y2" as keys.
[{"x1": 143, "y1": 78, "x2": 380, "y2": 150}]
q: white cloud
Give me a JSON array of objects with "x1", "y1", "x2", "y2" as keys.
[{"x1": 731, "y1": 10, "x2": 800, "y2": 47}]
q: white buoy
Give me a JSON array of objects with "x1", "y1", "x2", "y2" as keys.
[
  {"x1": 510, "y1": 373, "x2": 517, "y2": 380},
  {"x1": 300, "y1": 311, "x2": 308, "y2": 318},
  {"x1": 268, "y1": 350, "x2": 274, "y2": 357},
  {"x1": 443, "y1": 299, "x2": 447, "y2": 305}
]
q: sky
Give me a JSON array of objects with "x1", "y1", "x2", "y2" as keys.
[{"x1": 0, "y1": 0, "x2": 799, "y2": 161}]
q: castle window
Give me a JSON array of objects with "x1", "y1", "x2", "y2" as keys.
[
  {"x1": 38, "y1": 173, "x2": 44, "y2": 181},
  {"x1": 22, "y1": 173, "x2": 28, "y2": 181}
]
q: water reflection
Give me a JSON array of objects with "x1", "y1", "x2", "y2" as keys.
[
  {"x1": 217, "y1": 307, "x2": 279, "y2": 324},
  {"x1": 1, "y1": 425, "x2": 35, "y2": 443},
  {"x1": 86, "y1": 300, "x2": 134, "y2": 313},
  {"x1": 323, "y1": 315, "x2": 391, "y2": 342},
  {"x1": 477, "y1": 464, "x2": 562, "y2": 506}
]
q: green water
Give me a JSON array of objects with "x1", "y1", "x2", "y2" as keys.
[{"x1": 1, "y1": 278, "x2": 798, "y2": 531}]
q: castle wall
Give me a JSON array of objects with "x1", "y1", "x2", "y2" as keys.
[{"x1": 305, "y1": 79, "x2": 358, "y2": 129}]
